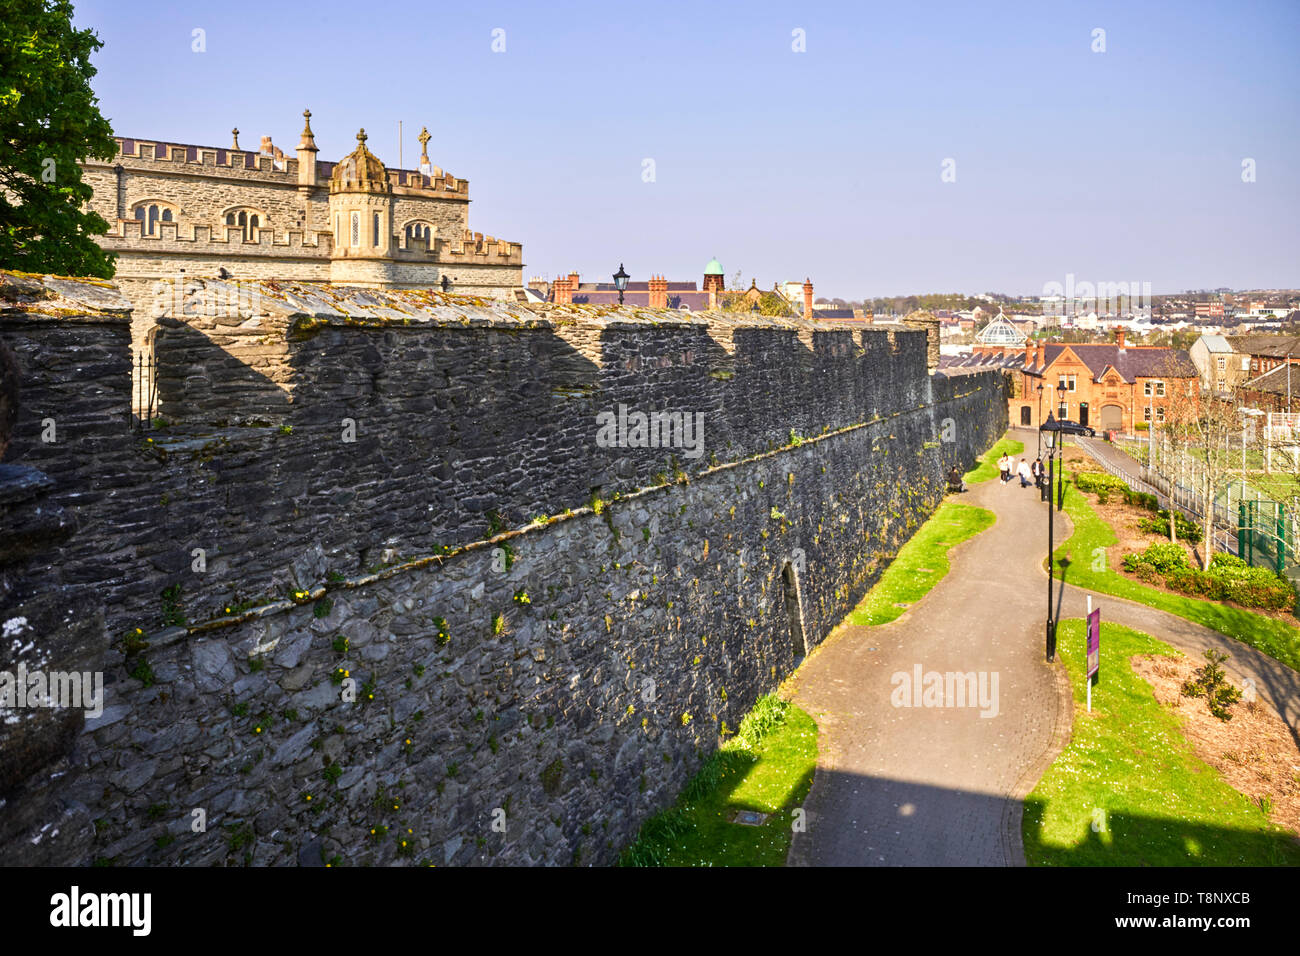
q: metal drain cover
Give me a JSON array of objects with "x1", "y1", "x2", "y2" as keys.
[{"x1": 731, "y1": 810, "x2": 768, "y2": 826}]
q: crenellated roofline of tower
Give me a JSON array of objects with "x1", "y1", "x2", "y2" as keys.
[{"x1": 98, "y1": 137, "x2": 469, "y2": 199}]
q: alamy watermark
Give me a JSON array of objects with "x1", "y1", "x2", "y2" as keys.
[
  {"x1": 1, "y1": 662, "x2": 104, "y2": 720},
  {"x1": 890, "y1": 664, "x2": 999, "y2": 718},
  {"x1": 149, "y1": 272, "x2": 261, "y2": 319},
  {"x1": 595, "y1": 404, "x2": 704, "y2": 459},
  {"x1": 1040, "y1": 273, "x2": 1151, "y2": 320}
]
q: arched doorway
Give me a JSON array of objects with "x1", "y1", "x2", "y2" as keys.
[
  {"x1": 1100, "y1": 404, "x2": 1123, "y2": 431},
  {"x1": 1020, "y1": 405, "x2": 1032, "y2": 426}
]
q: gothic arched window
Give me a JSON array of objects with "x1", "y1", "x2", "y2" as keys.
[
  {"x1": 404, "y1": 221, "x2": 434, "y2": 246},
  {"x1": 131, "y1": 202, "x2": 177, "y2": 236},
  {"x1": 223, "y1": 207, "x2": 265, "y2": 241}
]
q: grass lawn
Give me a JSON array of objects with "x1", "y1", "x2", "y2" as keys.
[
  {"x1": 619, "y1": 695, "x2": 817, "y2": 866},
  {"x1": 964, "y1": 436, "x2": 1025, "y2": 484},
  {"x1": 849, "y1": 501, "x2": 995, "y2": 626},
  {"x1": 1024, "y1": 619, "x2": 1300, "y2": 866},
  {"x1": 1051, "y1": 468, "x2": 1300, "y2": 673},
  {"x1": 1246, "y1": 472, "x2": 1300, "y2": 503}
]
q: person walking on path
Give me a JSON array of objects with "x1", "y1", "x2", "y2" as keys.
[
  {"x1": 1031, "y1": 457, "x2": 1044, "y2": 489},
  {"x1": 998, "y1": 453, "x2": 1011, "y2": 484},
  {"x1": 1017, "y1": 458, "x2": 1033, "y2": 488}
]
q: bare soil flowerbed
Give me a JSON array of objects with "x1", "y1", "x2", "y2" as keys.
[{"x1": 1131, "y1": 653, "x2": 1300, "y2": 839}]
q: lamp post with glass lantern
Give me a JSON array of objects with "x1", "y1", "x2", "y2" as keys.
[{"x1": 613, "y1": 264, "x2": 629, "y2": 305}]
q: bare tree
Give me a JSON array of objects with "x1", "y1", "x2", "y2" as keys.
[{"x1": 1160, "y1": 357, "x2": 1256, "y2": 569}]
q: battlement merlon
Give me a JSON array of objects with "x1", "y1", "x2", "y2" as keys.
[
  {"x1": 429, "y1": 233, "x2": 523, "y2": 266},
  {"x1": 99, "y1": 220, "x2": 524, "y2": 267},
  {"x1": 101, "y1": 218, "x2": 334, "y2": 255},
  {"x1": 102, "y1": 139, "x2": 469, "y2": 198}
]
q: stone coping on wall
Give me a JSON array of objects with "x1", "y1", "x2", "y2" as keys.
[
  {"x1": 141, "y1": 372, "x2": 997, "y2": 646},
  {"x1": 0, "y1": 270, "x2": 134, "y2": 321},
  {"x1": 158, "y1": 276, "x2": 915, "y2": 335}
]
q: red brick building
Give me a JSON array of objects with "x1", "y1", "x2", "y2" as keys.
[{"x1": 947, "y1": 328, "x2": 1198, "y2": 433}]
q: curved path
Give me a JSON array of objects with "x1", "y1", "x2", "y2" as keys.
[{"x1": 786, "y1": 428, "x2": 1300, "y2": 867}]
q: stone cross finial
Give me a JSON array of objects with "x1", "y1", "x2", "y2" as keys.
[
  {"x1": 298, "y1": 109, "x2": 317, "y2": 151},
  {"x1": 231, "y1": 128, "x2": 239, "y2": 149},
  {"x1": 417, "y1": 126, "x2": 431, "y2": 162}
]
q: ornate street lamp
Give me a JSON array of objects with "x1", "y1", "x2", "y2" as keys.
[{"x1": 613, "y1": 264, "x2": 629, "y2": 305}]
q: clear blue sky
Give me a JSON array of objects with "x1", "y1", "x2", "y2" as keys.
[{"x1": 74, "y1": 0, "x2": 1299, "y2": 299}]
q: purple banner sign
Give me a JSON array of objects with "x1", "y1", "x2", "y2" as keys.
[{"x1": 1087, "y1": 608, "x2": 1100, "y2": 679}]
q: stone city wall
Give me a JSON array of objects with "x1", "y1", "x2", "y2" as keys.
[{"x1": 0, "y1": 273, "x2": 1007, "y2": 866}]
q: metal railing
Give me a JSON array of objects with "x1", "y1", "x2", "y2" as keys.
[
  {"x1": 1076, "y1": 440, "x2": 1239, "y2": 558},
  {"x1": 132, "y1": 351, "x2": 157, "y2": 431}
]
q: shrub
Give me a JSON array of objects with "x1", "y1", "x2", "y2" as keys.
[
  {"x1": 1211, "y1": 563, "x2": 1295, "y2": 610},
  {"x1": 1180, "y1": 649, "x2": 1242, "y2": 721},
  {"x1": 1075, "y1": 472, "x2": 1128, "y2": 495},
  {"x1": 1165, "y1": 567, "x2": 1220, "y2": 599},
  {"x1": 1076, "y1": 471, "x2": 1129, "y2": 504},
  {"x1": 1132, "y1": 562, "x2": 1163, "y2": 584},
  {"x1": 1138, "y1": 542, "x2": 1192, "y2": 573},
  {"x1": 1138, "y1": 509, "x2": 1201, "y2": 540},
  {"x1": 1121, "y1": 488, "x2": 1159, "y2": 512}
]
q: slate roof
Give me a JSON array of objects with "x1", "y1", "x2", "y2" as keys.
[
  {"x1": 568, "y1": 289, "x2": 714, "y2": 310},
  {"x1": 937, "y1": 352, "x2": 1025, "y2": 373},
  {"x1": 1034, "y1": 344, "x2": 1196, "y2": 382},
  {"x1": 1226, "y1": 335, "x2": 1300, "y2": 358},
  {"x1": 1241, "y1": 363, "x2": 1300, "y2": 396}
]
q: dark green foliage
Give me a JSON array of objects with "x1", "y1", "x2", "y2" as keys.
[
  {"x1": 1122, "y1": 488, "x2": 1160, "y2": 511},
  {"x1": 0, "y1": 0, "x2": 118, "y2": 276},
  {"x1": 540, "y1": 758, "x2": 563, "y2": 795},
  {"x1": 1125, "y1": 543, "x2": 1295, "y2": 610},
  {"x1": 1123, "y1": 542, "x2": 1190, "y2": 574},
  {"x1": 1180, "y1": 649, "x2": 1243, "y2": 721},
  {"x1": 1075, "y1": 471, "x2": 1128, "y2": 504},
  {"x1": 1138, "y1": 509, "x2": 1201, "y2": 540}
]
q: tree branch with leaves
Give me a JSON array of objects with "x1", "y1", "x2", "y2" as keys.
[{"x1": 0, "y1": 0, "x2": 118, "y2": 277}]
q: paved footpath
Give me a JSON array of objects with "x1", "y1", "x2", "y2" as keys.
[{"x1": 786, "y1": 428, "x2": 1299, "y2": 866}]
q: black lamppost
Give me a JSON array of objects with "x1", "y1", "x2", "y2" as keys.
[
  {"x1": 1036, "y1": 383, "x2": 1045, "y2": 457},
  {"x1": 613, "y1": 264, "x2": 629, "y2": 305},
  {"x1": 1041, "y1": 413, "x2": 1096, "y2": 662}
]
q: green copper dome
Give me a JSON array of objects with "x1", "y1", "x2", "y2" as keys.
[{"x1": 703, "y1": 257, "x2": 724, "y2": 275}]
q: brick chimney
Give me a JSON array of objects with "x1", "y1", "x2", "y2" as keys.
[
  {"x1": 568, "y1": 271, "x2": 579, "y2": 292},
  {"x1": 648, "y1": 275, "x2": 669, "y2": 309},
  {"x1": 1115, "y1": 326, "x2": 1126, "y2": 349},
  {"x1": 803, "y1": 278, "x2": 814, "y2": 321},
  {"x1": 553, "y1": 275, "x2": 572, "y2": 305},
  {"x1": 1036, "y1": 341, "x2": 1045, "y2": 368},
  {"x1": 1024, "y1": 342, "x2": 1035, "y2": 367}
]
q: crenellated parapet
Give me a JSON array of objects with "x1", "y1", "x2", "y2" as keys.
[
  {"x1": 110, "y1": 137, "x2": 302, "y2": 181},
  {"x1": 102, "y1": 218, "x2": 333, "y2": 255},
  {"x1": 433, "y1": 231, "x2": 524, "y2": 266}
]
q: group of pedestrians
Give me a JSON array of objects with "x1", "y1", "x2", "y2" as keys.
[{"x1": 998, "y1": 452, "x2": 1045, "y2": 490}]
